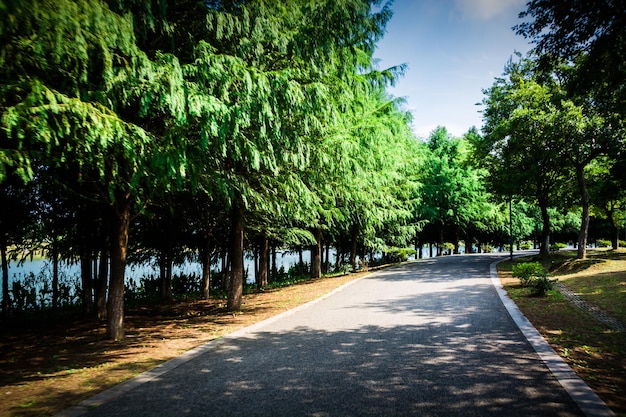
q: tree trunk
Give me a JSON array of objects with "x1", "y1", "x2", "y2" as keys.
[
  {"x1": 257, "y1": 237, "x2": 269, "y2": 288},
  {"x1": 320, "y1": 240, "x2": 325, "y2": 273},
  {"x1": 1, "y1": 241, "x2": 9, "y2": 317},
  {"x1": 324, "y1": 243, "x2": 330, "y2": 274},
  {"x1": 52, "y1": 237, "x2": 59, "y2": 310},
  {"x1": 80, "y1": 250, "x2": 94, "y2": 314},
  {"x1": 539, "y1": 200, "x2": 551, "y2": 258},
  {"x1": 271, "y1": 244, "x2": 277, "y2": 281},
  {"x1": 200, "y1": 236, "x2": 211, "y2": 299},
  {"x1": 159, "y1": 250, "x2": 173, "y2": 301},
  {"x1": 437, "y1": 224, "x2": 444, "y2": 256},
  {"x1": 227, "y1": 204, "x2": 245, "y2": 311},
  {"x1": 96, "y1": 247, "x2": 108, "y2": 320},
  {"x1": 106, "y1": 195, "x2": 131, "y2": 341},
  {"x1": 350, "y1": 227, "x2": 358, "y2": 269},
  {"x1": 311, "y1": 228, "x2": 322, "y2": 279},
  {"x1": 575, "y1": 165, "x2": 590, "y2": 259},
  {"x1": 95, "y1": 217, "x2": 110, "y2": 321}
]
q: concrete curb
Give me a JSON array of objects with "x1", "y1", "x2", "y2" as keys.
[{"x1": 490, "y1": 258, "x2": 616, "y2": 417}]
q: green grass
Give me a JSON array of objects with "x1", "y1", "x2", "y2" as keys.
[{"x1": 498, "y1": 249, "x2": 626, "y2": 416}]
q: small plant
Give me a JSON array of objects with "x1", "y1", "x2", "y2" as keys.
[
  {"x1": 549, "y1": 242, "x2": 567, "y2": 252},
  {"x1": 383, "y1": 247, "x2": 417, "y2": 263},
  {"x1": 511, "y1": 262, "x2": 544, "y2": 287},
  {"x1": 441, "y1": 242, "x2": 455, "y2": 255},
  {"x1": 529, "y1": 272, "x2": 555, "y2": 296},
  {"x1": 520, "y1": 242, "x2": 532, "y2": 250},
  {"x1": 511, "y1": 261, "x2": 555, "y2": 296}
]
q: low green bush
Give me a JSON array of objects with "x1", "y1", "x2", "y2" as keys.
[
  {"x1": 549, "y1": 242, "x2": 567, "y2": 252},
  {"x1": 529, "y1": 272, "x2": 555, "y2": 296},
  {"x1": 512, "y1": 262, "x2": 544, "y2": 287},
  {"x1": 383, "y1": 247, "x2": 417, "y2": 263}
]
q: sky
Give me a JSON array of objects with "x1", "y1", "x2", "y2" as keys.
[{"x1": 373, "y1": 0, "x2": 533, "y2": 139}]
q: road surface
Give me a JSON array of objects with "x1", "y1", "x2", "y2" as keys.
[{"x1": 65, "y1": 254, "x2": 594, "y2": 416}]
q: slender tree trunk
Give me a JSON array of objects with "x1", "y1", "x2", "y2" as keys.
[
  {"x1": 320, "y1": 239, "x2": 325, "y2": 273},
  {"x1": 78, "y1": 212, "x2": 94, "y2": 315},
  {"x1": 52, "y1": 237, "x2": 59, "y2": 309},
  {"x1": 96, "y1": 247, "x2": 108, "y2": 320},
  {"x1": 159, "y1": 251, "x2": 173, "y2": 301},
  {"x1": 418, "y1": 241, "x2": 423, "y2": 259},
  {"x1": 350, "y1": 226, "x2": 359, "y2": 269},
  {"x1": 227, "y1": 204, "x2": 245, "y2": 311},
  {"x1": 437, "y1": 224, "x2": 444, "y2": 256},
  {"x1": 324, "y1": 243, "x2": 330, "y2": 274},
  {"x1": 311, "y1": 228, "x2": 322, "y2": 279},
  {"x1": 80, "y1": 250, "x2": 94, "y2": 314},
  {"x1": 106, "y1": 195, "x2": 131, "y2": 341},
  {"x1": 604, "y1": 205, "x2": 618, "y2": 249},
  {"x1": 539, "y1": 201, "x2": 551, "y2": 258},
  {"x1": 95, "y1": 211, "x2": 110, "y2": 320},
  {"x1": 575, "y1": 165, "x2": 590, "y2": 259},
  {"x1": 271, "y1": 244, "x2": 277, "y2": 281},
  {"x1": 1, "y1": 241, "x2": 9, "y2": 317},
  {"x1": 257, "y1": 237, "x2": 269, "y2": 288},
  {"x1": 200, "y1": 236, "x2": 211, "y2": 299}
]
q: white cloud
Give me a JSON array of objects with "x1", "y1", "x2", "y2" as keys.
[{"x1": 453, "y1": 0, "x2": 525, "y2": 21}]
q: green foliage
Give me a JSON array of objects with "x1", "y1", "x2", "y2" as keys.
[
  {"x1": 550, "y1": 242, "x2": 567, "y2": 252},
  {"x1": 383, "y1": 247, "x2": 416, "y2": 263},
  {"x1": 529, "y1": 272, "x2": 555, "y2": 297},
  {"x1": 512, "y1": 261, "x2": 554, "y2": 295},
  {"x1": 512, "y1": 262, "x2": 544, "y2": 287}
]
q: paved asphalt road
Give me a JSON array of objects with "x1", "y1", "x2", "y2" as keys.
[{"x1": 73, "y1": 254, "x2": 589, "y2": 416}]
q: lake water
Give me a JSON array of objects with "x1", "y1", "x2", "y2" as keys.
[{"x1": 6, "y1": 250, "x2": 316, "y2": 287}]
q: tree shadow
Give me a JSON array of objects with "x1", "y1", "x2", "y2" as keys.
[{"x1": 83, "y1": 256, "x2": 584, "y2": 417}]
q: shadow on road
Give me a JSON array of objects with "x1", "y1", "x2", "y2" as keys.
[{"x1": 86, "y1": 255, "x2": 583, "y2": 417}]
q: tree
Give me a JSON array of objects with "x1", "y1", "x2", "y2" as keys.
[
  {"x1": 516, "y1": 0, "x2": 626, "y2": 116},
  {"x1": 0, "y1": 174, "x2": 36, "y2": 316},
  {"x1": 479, "y1": 57, "x2": 571, "y2": 257},
  {"x1": 1, "y1": 0, "x2": 188, "y2": 339},
  {"x1": 420, "y1": 127, "x2": 488, "y2": 255}
]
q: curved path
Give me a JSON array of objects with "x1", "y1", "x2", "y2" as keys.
[{"x1": 60, "y1": 254, "x2": 611, "y2": 416}]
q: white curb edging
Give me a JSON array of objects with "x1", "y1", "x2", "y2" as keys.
[{"x1": 490, "y1": 259, "x2": 616, "y2": 417}]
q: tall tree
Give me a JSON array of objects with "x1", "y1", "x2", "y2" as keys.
[
  {"x1": 0, "y1": 0, "x2": 188, "y2": 339},
  {"x1": 479, "y1": 57, "x2": 568, "y2": 256}
]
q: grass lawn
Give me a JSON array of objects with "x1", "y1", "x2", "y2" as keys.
[{"x1": 498, "y1": 249, "x2": 626, "y2": 417}]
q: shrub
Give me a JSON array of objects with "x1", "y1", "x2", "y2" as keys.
[
  {"x1": 549, "y1": 242, "x2": 567, "y2": 252},
  {"x1": 529, "y1": 272, "x2": 555, "y2": 296},
  {"x1": 383, "y1": 247, "x2": 417, "y2": 263},
  {"x1": 512, "y1": 262, "x2": 544, "y2": 287},
  {"x1": 597, "y1": 239, "x2": 612, "y2": 248},
  {"x1": 520, "y1": 242, "x2": 532, "y2": 250}
]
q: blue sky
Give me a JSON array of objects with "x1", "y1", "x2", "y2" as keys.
[{"x1": 373, "y1": 0, "x2": 532, "y2": 139}]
